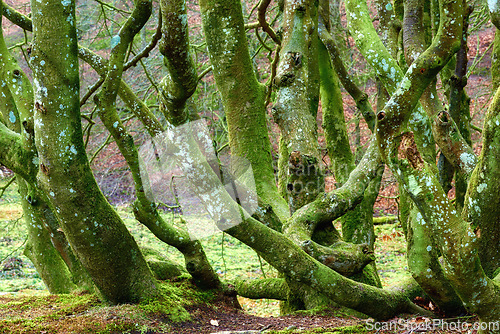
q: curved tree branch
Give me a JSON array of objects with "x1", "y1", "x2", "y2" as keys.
[
  {"x1": 1, "y1": 1, "x2": 32, "y2": 31},
  {"x1": 257, "y1": 0, "x2": 280, "y2": 45},
  {"x1": 158, "y1": 0, "x2": 199, "y2": 126},
  {"x1": 318, "y1": 21, "x2": 376, "y2": 131}
]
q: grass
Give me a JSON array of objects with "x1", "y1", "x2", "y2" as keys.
[{"x1": 373, "y1": 223, "x2": 410, "y2": 287}]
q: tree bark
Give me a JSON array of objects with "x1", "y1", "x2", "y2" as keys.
[
  {"x1": 376, "y1": 0, "x2": 500, "y2": 326},
  {"x1": 200, "y1": 0, "x2": 289, "y2": 222},
  {"x1": 30, "y1": 0, "x2": 158, "y2": 303},
  {"x1": 273, "y1": 0, "x2": 323, "y2": 213}
]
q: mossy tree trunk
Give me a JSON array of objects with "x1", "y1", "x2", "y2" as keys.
[
  {"x1": 463, "y1": 0, "x2": 500, "y2": 279},
  {"x1": 273, "y1": 0, "x2": 324, "y2": 214},
  {"x1": 0, "y1": 0, "x2": 92, "y2": 293},
  {"x1": 492, "y1": 29, "x2": 500, "y2": 91},
  {"x1": 318, "y1": 2, "x2": 382, "y2": 288},
  {"x1": 200, "y1": 0, "x2": 289, "y2": 223},
  {"x1": 158, "y1": 0, "x2": 199, "y2": 126},
  {"x1": 375, "y1": 0, "x2": 500, "y2": 327},
  {"x1": 401, "y1": 0, "x2": 465, "y2": 314},
  {"x1": 30, "y1": 0, "x2": 158, "y2": 303}
]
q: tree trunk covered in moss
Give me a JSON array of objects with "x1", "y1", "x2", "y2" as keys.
[
  {"x1": 199, "y1": 0, "x2": 289, "y2": 222},
  {"x1": 446, "y1": 4, "x2": 472, "y2": 213},
  {"x1": 405, "y1": 206, "x2": 465, "y2": 314},
  {"x1": 375, "y1": 0, "x2": 500, "y2": 326},
  {"x1": 19, "y1": 178, "x2": 79, "y2": 294},
  {"x1": 319, "y1": 42, "x2": 354, "y2": 185},
  {"x1": 463, "y1": 83, "x2": 500, "y2": 278},
  {"x1": 376, "y1": 0, "x2": 401, "y2": 59},
  {"x1": 235, "y1": 278, "x2": 288, "y2": 300},
  {"x1": 492, "y1": 29, "x2": 500, "y2": 91},
  {"x1": 400, "y1": 0, "x2": 465, "y2": 314},
  {"x1": 0, "y1": 1, "x2": 93, "y2": 293},
  {"x1": 30, "y1": 0, "x2": 158, "y2": 303},
  {"x1": 273, "y1": 0, "x2": 323, "y2": 213},
  {"x1": 158, "y1": 0, "x2": 199, "y2": 126}
]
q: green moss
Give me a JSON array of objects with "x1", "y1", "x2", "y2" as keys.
[
  {"x1": 0, "y1": 281, "x2": 213, "y2": 332},
  {"x1": 137, "y1": 279, "x2": 220, "y2": 322},
  {"x1": 139, "y1": 299, "x2": 190, "y2": 322}
]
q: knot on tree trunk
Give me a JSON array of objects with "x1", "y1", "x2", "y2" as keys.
[
  {"x1": 286, "y1": 151, "x2": 323, "y2": 213},
  {"x1": 287, "y1": 152, "x2": 321, "y2": 194},
  {"x1": 398, "y1": 132, "x2": 424, "y2": 170},
  {"x1": 274, "y1": 51, "x2": 303, "y2": 87}
]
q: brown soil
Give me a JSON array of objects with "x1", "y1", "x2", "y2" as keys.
[{"x1": 168, "y1": 304, "x2": 362, "y2": 334}]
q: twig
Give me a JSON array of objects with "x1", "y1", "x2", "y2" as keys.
[
  {"x1": 245, "y1": 21, "x2": 261, "y2": 30},
  {"x1": 255, "y1": 29, "x2": 273, "y2": 52},
  {"x1": 217, "y1": 142, "x2": 229, "y2": 153},
  {"x1": 470, "y1": 123, "x2": 482, "y2": 133},
  {"x1": 80, "y1": 76, "x2": 105, "y2": 107},
  {"x1": 258, "y1": 0, "x2": 280, "y2": 44},
  {"x1": 257, "y1": 254, "x2": 267, "y2": 278},
  {"x1": 138, "y1": 58, "x2": 162, "y2": 97},
  {"x1": 466, "y1": 41, "x2": 493, "y2": 78},
  {"x1": 90, "y1": 133, "x2": 113, "y2": 164},
  {"x1": 0, "y1": 176, "x2": 16, "y2": 199},
  {"x1": 0, "y1": 231, "x2": 26, "y2": 265},
  {"x1": 92, "y1": 0, "x2": 131, "y2": 14},
  {"x1": 221, "y1": 232, "x2": 228, "y2": 278},
  {"x1": 83, "y1": 106, "x2": 98, "y2": 149},
  {"x1": 124, "y1": 11, "x2": 162, "y2": 71},
  {"x1": 378, "y1": 194, "x2": 399, "y2": 199},
  {"x1": 169, "y1": 175, "x2": 184, "y2": 212},
  {"x1": 247, "y1": 0, "x2": 260, "y2": 19},
  {"x1": 198, "y1": 66, "x2": 213, "y2": 83},
  {"x1": 265, "y1": 45, "x2": 280, "y2": 106}
]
